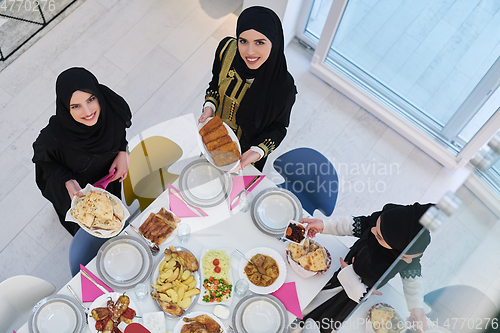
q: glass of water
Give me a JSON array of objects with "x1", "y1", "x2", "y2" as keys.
[
  {"x1": 134, "y1": 283, "x2": 149, "y2": 301},
  {"x1": 234, "y1": 279, "x2": 249, "y2": 297},
  {"x1": 177, "y1": 223, "x2": 191, "y2": 243},
  {"x1": 238, "y1": 190, "x2": 254, "y2": 213}
]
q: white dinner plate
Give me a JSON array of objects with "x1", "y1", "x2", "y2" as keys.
[
  {"x1": 238, "y1": 247, "x2": 287, "y2": 294},
  {"x1": 198, "y1": 247, "x2": 234, "y2": 306},
  {"x1": 88, "y1": 292, "x2": 138, "y2": 333},
  {"x1": 28, "y1": 295, "x2": 86, "y2": 333},
  {"x1": 96, "y1": 235, "x2": 153, "y2": 291},
  {"x1": 173, "y1": 311, "x2": 225, "y2": 333},
  {"x1": 250, "y1": 188, "x2": 303, "y2": 237},
  {"x1": 197, "y1": 117, "x2": 241, "y2": 172},
  {"x1": 134, "y1": 205, "x2": 178, "y2": 244},
  {"x1": 178, "y1": 158, "x2": 232, "y2": 208},
  {"x1": 232, "y1": 295, "x2": 288, "y2": 333}
]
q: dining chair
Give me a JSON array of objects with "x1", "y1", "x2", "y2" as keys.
[
  {"x1": 273, "y1": 147, "x2": 338, "y2": 217},
  {"x1": 0, "y1": 275, "x2": 55, "y2": 332},
  {"x1": 123, "y1": 136, "x2": 183, "y2": 212}
]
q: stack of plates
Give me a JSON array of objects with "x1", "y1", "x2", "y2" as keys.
[
  {"x1": 96, "y1": 235, "x2": 153, "y2": 290},
  {"x1": 28, "y1": 295, "x2": 86, "y2": 333},
  {"x1": 232, "y1": 295, "x2": 288, "y2": 333},
  {"x1": 250, "y1": 188, "x2": 303, "y2": 237},
  {"x1": 178, "y1": 158, "x2": 232, "y2": 208}
]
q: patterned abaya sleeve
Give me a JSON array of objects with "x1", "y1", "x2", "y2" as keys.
[{"x1": 204, "y1": 38, "x2": 233, "y2": 111}]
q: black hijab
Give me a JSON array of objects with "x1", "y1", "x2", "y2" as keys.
[
  {"x1": 49, "y1": 67, "x2": 131, "y2": 154},
  {"x1": 350, "y1": 203, "x2": 433, "y2": 287},
  {"x1": 234, "y1": 6, "x2": 296, "y2": 131}
]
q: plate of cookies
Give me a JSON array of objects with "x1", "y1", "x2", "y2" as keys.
[
  {"x1": 198, "y1": 116, "x2": 241, "y2": 172},
  {"x1": 286, "y1": 239, "x2": 331, "y2": 278},
  {"x1": 66, "y1": 184, "x2": 130, "y2": 238}
]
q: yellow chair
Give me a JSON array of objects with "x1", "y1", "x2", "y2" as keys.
[{"x1": 124, "y1": 136, "x2": 183, "y2": 211}]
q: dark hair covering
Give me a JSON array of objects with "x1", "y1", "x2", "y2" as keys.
[
  {"x1": 380, "y1": 202, "x2": 432, "y2": 253},
  {"x1": 49, "y1": 67, "x2": 131, "y2": 154},
  {"x1": 233, "y1": 6, "x2": 297, "y2": 130}
]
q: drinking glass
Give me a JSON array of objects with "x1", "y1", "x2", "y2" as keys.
[
  {"x1": 177, "y1": 223, "x2": 191, "y2": 243},
  {"x1": 234, "y1": 279, "x2": 249, "y2": 297},
  {"x1": 238, "y1": 190, "x2": 254, "y2": 213},
  {"x1": 134, "y1": 283, "x2": 149, "y2": 301}
]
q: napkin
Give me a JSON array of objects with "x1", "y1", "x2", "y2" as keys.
[
  {"x1": 80, "y1": 264, "x2": 113, "y2": 302},
  {"x1": 93, "y1": 169, "x2": 116, "y2": 190},
  {"x1": 271, "y1": 282, "x2": 302, "y2": 319},
  {"x1": 229, "y1": 175, "x2": 265, "y2": 210},
  {"x1": 168, "y1": 184, "x2": 208, "y2": 217}
]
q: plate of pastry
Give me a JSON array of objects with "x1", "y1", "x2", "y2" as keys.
[
  {"x1": 198, "y1": 116, "x2": 241, "y2": 172},
  {"x1": 135, "y1": 206, "x2": 180, "y2": 246}
]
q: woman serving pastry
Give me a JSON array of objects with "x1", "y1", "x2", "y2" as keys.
[
  {"x1": 199, "y1": 6, "x2": 297, "y2": 171},
  {"x1": 32, "y1": 68, "x2": 132, "y2": 236},
  {"x1": 299, "y1": 202, "x2": 433, "y2": 332}
]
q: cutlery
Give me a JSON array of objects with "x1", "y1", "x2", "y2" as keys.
[
  {"x1": 231, "y1": 175, "x2": 261, "y2": 206},
  {"x1": 80, "y1": 269, "x2": 110, "y2": 294},
  {"x1": 170, "y1": 187, "x2": 205, "y2": 217},
  {"x1": 67, "y1": 285, "x2": 89, "y2": 323},
  {"x1": 235, "y1": 249, "x2": 266, "y2": 275},
  {"x1": 126, "y1": 225, "x2": 160, "y2": 256}
]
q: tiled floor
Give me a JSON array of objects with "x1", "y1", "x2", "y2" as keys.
[{"x1": 0, "y1": 0, "x2": 496, "y2": 314}]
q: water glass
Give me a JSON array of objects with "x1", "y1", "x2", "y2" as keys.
[
  {"x1": 234, "y1": 279, "x2": 249, "y2": 297},
  {"x1": 134, "y1": 283, "x2": 149, "y2": 301},
  {"x1": 238, "y1": 190, "x2": 254, "y2": 213},
  {"x1": 177, "y1": 223, "x2": 191, "y2": 243}
]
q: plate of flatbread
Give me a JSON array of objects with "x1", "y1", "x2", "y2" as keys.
[
  {"x1": 66, "y1": 184, "x2": 130, "y2": 238},
  {"x1": 286, "y1": 239, "x2": 331, "y2": 278},
  {"x1": 366, "y1": 303, "x2": 405, "y2": 333}
]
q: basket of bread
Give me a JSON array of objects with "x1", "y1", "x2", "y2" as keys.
[
  {"x1": 66, "y1": 184, "x2": 130, "y2": 238},
  {"x1": 198, "y1": 116, "x2": 241, "y2": 171},
  {"x1": 286, "y1": 239, "x2": 331, "y2": 278},
  {"x1": 367, "y1": 303, "x2": 405, "y2": 333}
]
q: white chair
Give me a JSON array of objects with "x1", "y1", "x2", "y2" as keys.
[{"x1": 0, "y1": 275, "x2": 56, "y2": 332}]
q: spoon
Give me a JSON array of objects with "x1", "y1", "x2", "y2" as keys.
[
  {"x1": 67, "y1": 285, "x2": 90, "y2": 323},
  {"x1": 235, "y1": 249, "x2": 266, "y2": 275},
  {"x1": 124, "y1": 227, "x2": 160, "y2": 256}
]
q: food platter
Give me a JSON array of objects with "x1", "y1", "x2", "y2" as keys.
[
  {"x1": 65, "y1": 184, "x2": 130, "y2": 238},
  {"x1": 150, "y1": 246, "x2": 201, "y2": 318},
  {"x1": 197, "y1": 116, "x2": 241, "y2": 172},
  {"x1": 178, "y1": 158, "x2": 232, "y2": 208},
  {"x1": 250, "y1": 188, "x2": 303, "y2": 237},
  {"x1": 28, "y1": 294, "x2": 86, "y2": 333},
  {"x1": 134, "y1": 205, "x2": 178, "y2": 245},
  {"x1": 366, "y1": 303, "x2": 405, "y2": 333},
  {"x1": 238, "y1": 247, "x2": 287, "y2": 294},
  {"x1": 96, "y1": 235, "x2": 153, "y2": 291},
  {"x1": 88, "y1": 292, "x2": 138, "y2": 333},
  {"x1": 286, "y1": 239, "x2": 332, "y2": 278},
  {"x1": 198, "y1": 247, "x2": 234, "y2": 306},
  {"x1": 232, "y1": 294, "x2": 288, "y2": 333},
  {"x1": 172, "y1": 311, "x2": 225, "y2": 333}
]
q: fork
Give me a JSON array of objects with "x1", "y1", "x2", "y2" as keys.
[{"x1": 67, "y1": 285, "x2": 90, "y2": 323}]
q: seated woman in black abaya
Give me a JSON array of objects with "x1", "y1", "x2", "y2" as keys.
[
  {"x1": 199, "y1": 6, "x2": 297, "y2": 172},
  {"x1": 299, "y1": 202, "x2": 433, "y2": 333},
  {"x1": 32, "y1": 68, "x2": 132, "y2": 236}
]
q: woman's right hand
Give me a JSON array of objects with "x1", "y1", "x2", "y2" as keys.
[
  {"x1": 198, "y1": 106, "x2": 214, "y2": 123},
  {"x1": 65, "y1": 179, "x2": 83, "y2": 200},
  {"x1": 300, "y1": 218, "x2": 324, "y2": 238}
]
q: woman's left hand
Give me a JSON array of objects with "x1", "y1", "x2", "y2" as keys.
[
  {"x1": 227, "y1": 150, "x2": 261, "y2": 173},
  {"x1": 407, "y1": 307, "x2": 429, "y2": 331},
  {"x1": 109, "y1": 151, "x2": 129, "y2": 182}
]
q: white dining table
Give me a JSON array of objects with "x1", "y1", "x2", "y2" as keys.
[{"x1": 18, "y1": 114, "x2": 350, "y2": 333}]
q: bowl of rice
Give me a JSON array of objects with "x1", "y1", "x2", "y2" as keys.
[{"x1": 199, "y1": 248, "x2": 234, "y2": 306}]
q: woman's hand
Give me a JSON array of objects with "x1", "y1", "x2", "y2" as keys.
[
  {"x1": 109, "y1": 151, "x2": 128, "y2": 182},
  {"x1": 65, "y1": 179, "x2": 83, "y2": 200},
  {"x1": 240, "y1": 150, "x2": 260, "y2": 169},
  {"x1": 198, "y1": 106, "x2": 214, "y2": 123},
  {"x1": 301, "y1": 218, "x2": 324, "y2": 238},
  {"x1": 407, "y1": 307, "x2": 428, "y2": 332}
]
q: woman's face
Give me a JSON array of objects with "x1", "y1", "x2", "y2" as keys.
[
  {"x1": 69, "y1": 90, "x2": 100, "y2": 126},
  {"x1": 372, "y1": 217, "x2": 392, "y2": 250},
  {"x1": 238, "y1": 29, "x2": 272, "y2": 70}
]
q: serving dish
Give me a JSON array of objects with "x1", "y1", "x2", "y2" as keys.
[
  {"x1": 232, "y1": 294, "x2": 288, "y2": 333},
  {"x1": 238, "y1": 247, "x2": 287, "y2": 294},
  {"x1": 150, "y1": 246, "x2": 201, "y2": 318},
  {"x1": 88, "y1": 292, "x2": 138, "y2": 333},
  {"x1": 197, "y1": 116, "x2": 241, "y2": 172},
  {"x1": 366, "y1": 303, "x2": 405, "y2": 333},
  {"x1": 133, "y1": 205, "x2": 178, "y2": 244},
  {"x1": 285, "y1": 239, "x2": 332, "y2": 278},
  {"x1": 28, "y1": 294, "x2": 86, "y2": 333},
  {"x1": 173, "y1": 311, "x2": 225, "y2": 333},
  {"x1": 178, "y1": 158, "x2": 232, "y2": 208},
  {"x1": 198, "y1": 247, "x2": 234, "y2": 306},
  {"x1": 250, "y1": 188, "x2": 303, "y2": 237},
  {"x1": 96, "y1": 235, "x2": 153, "y2": 291}
]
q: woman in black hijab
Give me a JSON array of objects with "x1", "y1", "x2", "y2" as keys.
[
  {"x1": 32, "y1": 67, "x2": 132, "y2": 236},
  {"x1": 299, "y1": 202, "x2": 433, "y2": 332},
  {"x1": 199, "y1": 6, "x2": 297, "y2": 171}
]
